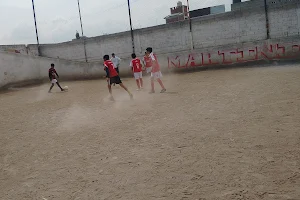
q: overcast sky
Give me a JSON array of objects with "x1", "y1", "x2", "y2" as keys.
[{"x1": 0, "y1": 0, "x2": 248, "y2": 45}]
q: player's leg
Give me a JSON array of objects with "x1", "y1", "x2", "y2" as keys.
[
  {"x1": 107, "y1": 83, "x2": 114, "y2": 101},
  {"x1": 114, "y1": 68, "x2": 119, "y2": 87},
  {"x1": 139, "y1": 72, "x2": 143, "y2": 89},
  {"x1": 149, "y1": 72, "x2": 155, "y2": 93},
  {"x1": 56, "y1": 82, "x2": 64, "y2": 91},
  {"x1": 135, "y1": 79, "x2": 141, "y2": 90},
  {"x1": 114, "y1": 75, "x2": 132, "y2": 99},
  {"x1": 108, "y1": 84, "x2": 112, "y2": 95},
  {"x1": 150, "y1": 76, "x2": 155, "y2": 93},
  {"x1": 155, "y1": 72, "x2": 166, "y2": 93},
  {"x1": 49, "y1": 83, "x2": 54, "y2": 92},
  {"x1": 140, "y1": 78, "x2": 143, "y2": 89},
  {"x1": 119, "y1": 83, "x2": 133, "y2": 99},
  {"x1": 157, "y1": 78, "x2": 166, "y2": 93},
  {"x1": 134, "y1": 72, "x2": 141, "y2": 90}
]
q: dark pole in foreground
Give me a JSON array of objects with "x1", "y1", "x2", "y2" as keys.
[
  {"x1": 187, "y1": 0, "x2": 194, "y2": 50},
  {"x1": 127, "y1": 0, "x2": 135, "y2": 53},
  {"x1": 264, "y1": 0, "x2": 270, "y2": 39},
  {"x1": 77, "y1": 0, "x2": 88, "y2": 62},
  {"x1": 31, "y1": 0, "x2": 41, "y2": 56}
]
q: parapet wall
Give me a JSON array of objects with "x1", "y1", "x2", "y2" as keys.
[
  {"x1": 35, "y1": 0, "x2": 300, "y2": 64},
  {"x1": 0, "y1": 52, "x2": 104, "y2": 89},
  {"x1": 0, "y1": 44, "x2": 39, "y2": 56},
  {"x1": 165, "y1": 38, "x2": 300, "y2": 70},
  {"x1": 1, "y1": 36, "x2": 300, "y2": 90}
]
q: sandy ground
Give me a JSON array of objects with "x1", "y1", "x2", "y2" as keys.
[{"x1": 0, "y1": 65, "x2": 300, "y2": 200}]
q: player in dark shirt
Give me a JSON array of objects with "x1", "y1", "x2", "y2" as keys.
[{"x1": 48, "y1": 63, "x2": 64, "y2": 92}]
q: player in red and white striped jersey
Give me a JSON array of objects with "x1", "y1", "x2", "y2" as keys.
[
  {"x1": 142, "y1": 52, "x2": 152, "y2": 73},
  {"x1": 146, "y1": 47, "x2": 166, "y2": 93}
]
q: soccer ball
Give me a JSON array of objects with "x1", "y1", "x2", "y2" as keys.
[{"x1": 64, "y1": 86, "x2": 69, "y2": 91}]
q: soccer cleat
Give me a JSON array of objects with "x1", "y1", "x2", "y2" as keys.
[
  {"x1": 160, "y1": 89, "x2": 166, "y2": 93},
  {"x1": 129, "y1": 93, "x2": 134, "y2": 100},
  {"x1": 149, "y1": 90, "x2": 155, "y2": 94}
]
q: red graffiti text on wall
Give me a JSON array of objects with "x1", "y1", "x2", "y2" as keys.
[{"x1": 168, "y1": 43, "x2": 300, "y2": 68}]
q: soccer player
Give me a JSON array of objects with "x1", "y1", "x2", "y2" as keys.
[
  {"x1": 111, "y1": 53, "x2": 121, "y2": 86},
  {"x1": 146, "y1": 47, "x2": 166, "y2": 93},
  {"x1": 111, "y1": 53, "x2": 121, "y2": 74},
  {"x1": 130, "y1": 53, "x2": 143, "y2": 90},
  {"x1": 142, "y1": 52, "x2": 152, "y2": 73},
  {"x1": 48, "y1": 63, "x2": 64, "y2": 93},
  {"x1": 103, "y1": 55, "x2": 133, "y2": 101}
]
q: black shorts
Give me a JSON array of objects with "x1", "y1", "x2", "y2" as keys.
[{"x1": 109, "y1": 76, "x2": 122, "y2": 85}]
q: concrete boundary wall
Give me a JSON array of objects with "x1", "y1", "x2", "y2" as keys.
[
  {"x1": 34, "y1": 0, "x2": 300, "y2": 63},
  {"x1": 1, "y1": 37, "x2": 300, "y2": 90},
  {"x1": 165, "y1": 38, "x2": 300, "y2": 70},
  {"x1": 104, "y1": 37, "x2": 300, "y2": 74},
  {"x1": 1, "y1": 0, "x2": 299, "y2": 65},
  {"x1": 0, "y1": 45, "x2": 39, "y2": 56},
  {"x1": 0, "y1": 52, "x2": 104, "y2": 89}
]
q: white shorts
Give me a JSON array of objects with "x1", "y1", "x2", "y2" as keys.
[
  {"x1": 134, "y1": 72, "x2": 143, "y2": 80},
  {"x1": 146, "y1": 67, "x2": 152, "y2": 73},
  {"x1": 51, "y1": 79, "x2": 58, "y2": 84},
  {"x1": 151, "y1": 71, "x2": 163, "y2": 79}
]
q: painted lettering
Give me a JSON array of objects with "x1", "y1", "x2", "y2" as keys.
[{"x1": 167, "y1": 43, "x2": 300, "y2": 69}]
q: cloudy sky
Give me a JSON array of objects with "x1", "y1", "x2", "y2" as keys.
[{"x1": 0, "y1": 0, "x2": 248, "y2": 45}]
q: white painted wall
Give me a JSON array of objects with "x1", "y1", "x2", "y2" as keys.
[
  {"x1": 0, "y1": 52, "x2": 104, "y2": 89},
  {"x1": 0, "y1": 52, "x2": 40, "y2": 88},
  {"x1": 0, "y1": 44, "x2": 39, "y2": 56},
  {"x1": 2, "y1": 36, "x2": 300, "y2": 90}
]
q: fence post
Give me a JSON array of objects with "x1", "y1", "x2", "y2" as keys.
[{"x1": 187, "y1": 0, "x2": 194, "y2": 50}]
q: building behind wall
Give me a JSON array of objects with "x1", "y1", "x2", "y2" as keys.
[
  {"x1": 165, "y1": 2, "x2": 225, "y2": 24},
  {"x1": 164, "y1": 1, "x2": 189, "y2": 24},
  {"x1": 231, "y1": 0, "x2": 265, "y2": 11},
  {"x1": 189, "y1": 5, "x2": 225, "y2": 18}
]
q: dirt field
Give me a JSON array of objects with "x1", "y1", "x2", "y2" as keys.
[{"x1": 0, "y1": 65, "x2": 300, "y2": 200}]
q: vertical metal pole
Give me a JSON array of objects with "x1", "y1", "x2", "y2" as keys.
[
  {"x1": 264, "y1": 0, "x2": 270, "y2": 39},
  {"x1": 31, "y1": 0, "x2": 41, "y2": 56},
  {"x1": 127, "y1": 0, "x2": 135, "y2": 53},
  {"x1": 187, "y1": 0, "x2": 194, "y2": 50},
  {"x1": 77, "y1": 0, "x2": 88, "y2": 62}
]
